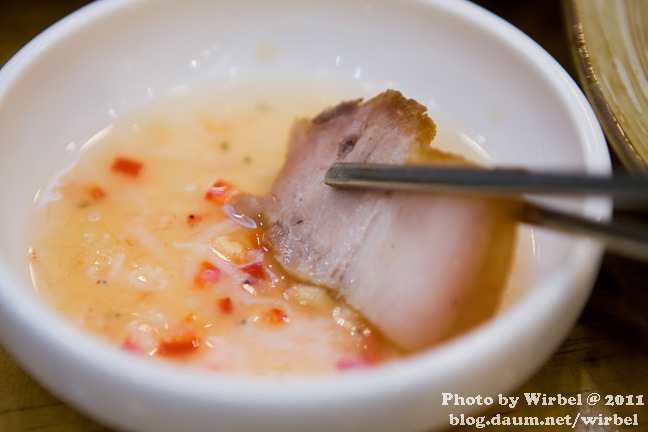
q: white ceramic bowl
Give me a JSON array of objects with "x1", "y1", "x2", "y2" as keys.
[{"x1": 0, "y1": 1, "x2": 610, "y2": 431}]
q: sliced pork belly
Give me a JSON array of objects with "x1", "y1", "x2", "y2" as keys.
[{"x1": 248, "y1": 90, "x2": 519, "y2": 350}]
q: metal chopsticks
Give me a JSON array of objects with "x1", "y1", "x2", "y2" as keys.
[{"x1": 324, "y1": 163, "x2": 648, "y2": 261}]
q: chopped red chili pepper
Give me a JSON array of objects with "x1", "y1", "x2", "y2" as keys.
[
  {"x1": 194, "y1": 261, "x2": 221, "y2": 286},
  {"x1": 217, "y1": 297, "x2": 233, "y2": 314},
  {"x1": 240, "y1": 261, "x2": 266, "y2": 282},
  {"x1": 157, "y1": 331, "x2": 201, "y2": 356},
  {"x1": 335, "y1": 334, "x2": 380, "y2": 371},
  {"x1": 336, "y1": 358, "x2": 363, "y2": 371},
  {"x1": 204, "y1": 179, "x2": 239, "y2": 204},
  {"x1": 256, "y1": 308, "x2": 289, "y2": 325},
  {"x1": 187, "y1": 213, "x2": 203, "y2": 226},
  {"x1": 335, "y1": 358, "x2": 372, "y2": 371},
  {"x1": 111, "y1": 156, "x2": 143, "y2": 176},
  {"x1": 85, "y1": 184, "x2": 106, "y2": 200},
  {"x1": 121, "y1": 337, "x2": 143, "y2": 354}
]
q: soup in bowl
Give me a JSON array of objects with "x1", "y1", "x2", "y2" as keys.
[{"x1": 0, "y1": 0, "x2": 610, "y2": 431}]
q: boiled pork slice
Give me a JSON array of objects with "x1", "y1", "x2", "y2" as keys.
[{"x1": 241, "y1": 90, "x2": 519, "y2": 351}]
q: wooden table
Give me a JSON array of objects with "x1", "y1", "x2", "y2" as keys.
[{"x1": 1, "y1": 1, "x2": 646, "y2": 431}]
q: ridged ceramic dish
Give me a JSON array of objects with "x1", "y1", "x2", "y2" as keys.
[{"x1": 566, "y1": 0, "x2": 648, "y2": 173}]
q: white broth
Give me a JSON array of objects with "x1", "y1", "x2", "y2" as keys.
[{"x1": 28, "y1": 85, "x2": 522, "y2": 374}]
